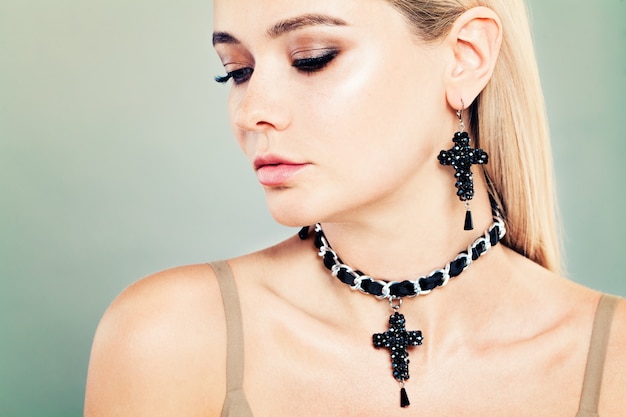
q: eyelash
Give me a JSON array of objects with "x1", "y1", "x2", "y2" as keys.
[
  {"x1": 292, "y1": 50, "x2": 339, "y2": 73},
  {"x1": 214, "y1": 68, "x2": 253, "y2": 84},
  {"x1": 215, "y1": 50, "x2": 339, "y2": 85}
]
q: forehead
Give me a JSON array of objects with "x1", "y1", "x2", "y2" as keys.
[
  {"x1": 213, "y1": 0, "x2": 392, "y2": 38},
  {"x1": 214, "y1": 0, "x2": 356, "y2": 21}
]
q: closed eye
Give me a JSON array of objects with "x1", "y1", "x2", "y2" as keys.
[
  {"x1": 215, "y1": 50, "x2": 339, "y2": 84},
  {"x1": 292, "y1": 50, "x2": 339, "y2": 73},
  {"x1": 214, "y1": 67, "x2": 253, "y2": 85}
]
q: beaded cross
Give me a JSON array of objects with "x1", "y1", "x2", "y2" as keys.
[
  {"x1": 373, "y1": 310, "x2": 423, "y2": 406},
  {"x1": 437, "y1": 131, "x2": 488, "y2": 202}
]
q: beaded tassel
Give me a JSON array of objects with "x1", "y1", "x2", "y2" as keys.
[
  {"x1": 464, "y1": 204, "x2": 474, "y2": 231},
  {"x1": 400, "y1": 386, "x2": 410, "y2": 408}
]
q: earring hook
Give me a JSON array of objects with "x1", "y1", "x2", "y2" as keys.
[{"x1": 457, "y1": 98, "x2": 465, "y2": 133}]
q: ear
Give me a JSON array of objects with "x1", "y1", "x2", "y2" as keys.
[{"x1": 444, "y1": 7, "x2": 502, "y2": 110}]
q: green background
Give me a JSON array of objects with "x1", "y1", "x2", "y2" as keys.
[{"x1": 1, "y1": 1, "x2": 624, "y2": 416}]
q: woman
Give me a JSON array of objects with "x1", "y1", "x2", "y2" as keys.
[{"x1": 84, "y1": 0, "x2": 626, "y2": 416}]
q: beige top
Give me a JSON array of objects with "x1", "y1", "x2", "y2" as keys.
[{"x1": 210, "y1": 261, "x2": 620, "y2": 417}]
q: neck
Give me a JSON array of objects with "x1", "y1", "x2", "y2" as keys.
[{"x1": 317, "y1": 190, "x2": 495, "y2": 282}]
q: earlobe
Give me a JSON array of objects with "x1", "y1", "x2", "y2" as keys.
[{"x1": 444, "y1": 7, "x2": 502, "y2": 110}]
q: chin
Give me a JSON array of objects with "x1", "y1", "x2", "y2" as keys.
[
  {"x1": 268, "y1": 206, "x2": 315, "y2": 228},
  {"x1": 264, "y1": 190, "x2": 322, "y2": 227},
  {"x1": 263, "y1": 182, "x2": 368, "y2": 227}
]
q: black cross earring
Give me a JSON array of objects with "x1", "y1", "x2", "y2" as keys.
[{"x1": 437, "y1": 105, "x2": 488, "y2": 231}]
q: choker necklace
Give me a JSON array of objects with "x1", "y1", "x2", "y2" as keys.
[{"x1": 298, "y1": 216, "x2": 506, "y2": 408}]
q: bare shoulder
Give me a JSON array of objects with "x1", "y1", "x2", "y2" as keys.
[
  {"x1": 600, "y1": 295, "x2": 626, "y2": 416},
  {"x1": 84, "y1": 263, "x2": 226, "y2": 417}
]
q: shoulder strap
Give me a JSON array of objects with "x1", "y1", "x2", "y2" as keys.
[
  {"x1": 576, "y1": 294, "x2": 620, "y2": 417},
  {"x1": 209, "y1": 261, "x2": 254, "y2": 417}
]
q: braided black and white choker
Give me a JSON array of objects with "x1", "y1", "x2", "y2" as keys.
[{"x1": 298, "y1": 216, "x2": 506, "y2": 408}]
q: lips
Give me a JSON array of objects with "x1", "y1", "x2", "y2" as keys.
[{"x1": 254, "y1": 155, "x2": 308, "y2": 187}]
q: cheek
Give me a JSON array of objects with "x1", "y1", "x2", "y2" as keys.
[
  {"x1": 299, "y1": 46, "x2": 445, "y2": 162},
  {"x1": 294, "y1": 50, "x2": 448, "y2": 215}
]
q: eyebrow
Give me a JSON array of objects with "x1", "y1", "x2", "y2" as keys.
[
  {"x1": 212, "y1": 31, "x2": 239, "y2": 46},
  {"x1": 267, "y1": 14, "x2": 348, "y2": 38},
  {"x1": 212, "y1": 13, "x2": 348, "y2": 46}
]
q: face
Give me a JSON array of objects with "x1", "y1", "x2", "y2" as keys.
[{"x1": 213, "y1": 0, "x2": 454, "y2": 227}]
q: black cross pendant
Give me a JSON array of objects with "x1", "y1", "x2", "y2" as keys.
[
  {"x1": 437, "y1": 131, "x2": 488, "y2": 202},
  {"x1": 372, "y1": 311, "x2": 423, "y2": 407}
]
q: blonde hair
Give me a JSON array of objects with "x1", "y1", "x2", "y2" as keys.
[{"x1": 387, "y1": 0, "x2": 562, "y2": 273}]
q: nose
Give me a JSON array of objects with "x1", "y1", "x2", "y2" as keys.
[{"x1": 231, "y1": 68, "x2": 291, "y2": 133}]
